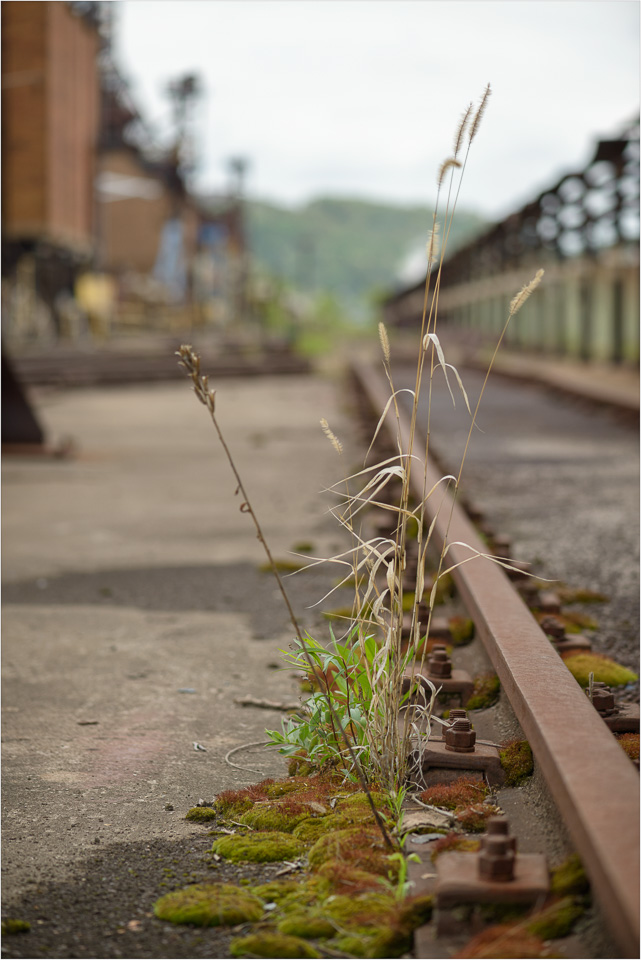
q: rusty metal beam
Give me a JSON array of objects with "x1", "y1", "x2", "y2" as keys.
[{"x1": 351, "y1": 359, "x2": 639, "y2": 958}]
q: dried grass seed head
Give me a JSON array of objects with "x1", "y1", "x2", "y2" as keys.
[
  {"x1": 468, "y1": 82, "x2": 491, "y2": 143},
  {"x1": 509, "y1": 269, "x2": 545, "y2": 316},
  {"x1": 426, "y1": 222, "x2": 441, "y2": 264},
  {"x1": 453, "y1": 103, "x2": 473, "y2": 158},
  {"x1": 437, "y1": 157, "x2": 462, "y2": 188},
  {"x1": 378, "y1": 322, "x2": 391, "y2": 363},
  {"x1": 320, "y1": 418, "x2": 343, "y2": 455}
]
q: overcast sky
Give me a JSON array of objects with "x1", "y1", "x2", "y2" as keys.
[{"x1": 114, "y1": 1, "x2": 639, "y2": 218}]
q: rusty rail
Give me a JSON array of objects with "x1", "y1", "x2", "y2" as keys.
[{"x1": 351, "y1": 358, "x2": 639, "y2": 958}]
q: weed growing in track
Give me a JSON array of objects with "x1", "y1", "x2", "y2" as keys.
[{"x1": 178, "y1": 82, "x2": 545, "y2": 820}]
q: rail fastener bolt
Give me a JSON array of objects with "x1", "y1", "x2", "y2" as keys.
[{"x1": 445, "y1": 715, "x2": 476, "y2": 753}]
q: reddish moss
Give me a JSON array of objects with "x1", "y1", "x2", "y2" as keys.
[
  {"x1": 617, "y1": 733, "x2": 640, "y2": 761},
  {"x1": 420, "y1": 775, "x2": 489, "y2": 811},
  {"x1": 454, "y1": 924, "x2": 548, "y2": 958},
  {"x1": 431, "y1": 833, "x2": 481, "y2": 861},
  {"x1": 455, "y1": 804, "x2": 501, "y2": 833},
  {"x1": 308, "y1": 826, "x2": 396, "y2": 877}
]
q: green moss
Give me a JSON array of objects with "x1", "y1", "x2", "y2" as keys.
[
  {"x1": 499, "y1": 739, "x2": 534, "y2": 786},
  {"x1": 526, "y1": 896, "x2": 584, "y2": 939},
  {"x1": 466, "y1": 673, "x2": 500, "y2": 710},
  {"x1": 562, "y1": 652, "x2": 638, "y2": 688},
  {"x1": 251, "y1": 880, "x2": 300, "y2": 903},
  {"x1": 277, "y1": 911, "x2": 336, "y2": 939},
  {"x1": 239, "y1": 805, "x2": 313, "y2": 833},
  {"x1": 185, "y1": 806, "x2": 218, "y2": 822},
  {"x1": 230, "y1": 932, "x2": 320, "y2": 958},
  {"x1": 560, "y1": 611, "x2": 599, "y2": 632},
  {"x1": 328, "y1": 933, "x2": 373, "y2": 957},
  {"x1": 557, "y1": 586, "x2": 608, "y2": 604},
  {"x1": 323, "y1": 891, "x2": 397, "y2": 926},
  {"x1": 323, "y1": 606, "x2": 353, "y2": 621},
  {"x1": 397, "y1": 894, "x2": 434, "y2": 929},
  {"x1": 1, "y1": 919, "x2": 30, "y2": 935},
  {"x1": 154, "y1": 883, "x2": 264, "y2": 926},
  {"x1": 292, "y1": 813, "x2": 351, "y2": 843},
  {"x1": 550, "y1": 854, "x2": 589, "y2": 897},
  {"x1": 292, "y1": 541, "x2": 314, "y2": 554},
  {"x1": 335, "y1": 791, "x2": 388, "y2": 818},
  {"x1": 212, "y1": 832, "x2": 306, "y2": 863},
  {"x1": 259, "y1": 559, "x2": 307, "y2": 573},
  {"x1": 262, "y1": 780, "x2": 303, "y2": 799},
  {"x1": 449, "y1": 616, "x2": 475, "y2": 646}
]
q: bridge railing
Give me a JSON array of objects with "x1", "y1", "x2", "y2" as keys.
[{"x1": 385, "y1": 120, "x2": 640, "y2": 365}]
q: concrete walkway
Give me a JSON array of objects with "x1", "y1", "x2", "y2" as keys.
[{"x1": 2, "y1": 371, "x2": 357, "y2": 901}]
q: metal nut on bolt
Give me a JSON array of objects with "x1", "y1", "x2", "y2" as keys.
[
  {"x1": 485, "y1": 816, "x2": 517, "y2": 853},
  {"x1": 479, "y1": 835, "x2": 516, "y2": 882},
  {"x1": 588, "y1": 682, "x2": 617, "y2": 717},
  {"x1": 428, "y1": 647, "x2": 453, "y2": 678},
  {"x1": 444, "y1": 716, "x2": 476, "y2": 753},
  {"x1": 540, "y1": 615, "x2": 565, "y2": 640}
]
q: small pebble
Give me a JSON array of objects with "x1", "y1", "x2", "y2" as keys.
[{"x1": 164, "y1": 803, "x2": 174, "y2": 812}]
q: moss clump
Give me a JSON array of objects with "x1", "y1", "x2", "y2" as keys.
[
  {"x1": 420, "y1": 775, "x2": 489, "y2": 810},
  {"x1": 466, "y1": 673, "x2": 500, "y2": 711},
  {"x1": 212, "y1": 832, "x2": 305, "y2": 863},
  {"x1": 277, "y1": 911, "x2": 336, "y2": 939},
  {"x1": 1, "y1": 919, "x2": 30, "y2": 935},
  {"x1": 560, "y1": 611, "x2": 598, "y2": 632},
  {"x1": 154, "y1": 883, "x2": 264, "y2": 926},
  {"x1": 550, "y1": 854, "x2": 589, "y2": 897},
  {"x1": 617, "y1": 733, "x2": 640, "y2": 761},
  {"x1": 334, "y1": 791, "x2": 388, "y2": 818},
  {"x1": 239, "y1": 803, "x2": 314, "y2": 833},
  {"x1": 251, "y1": 879, "x2": 301, "y2": 903},
  {"x1": 499, "y1": 739, "x2": 534, "y2": 786},
  {"x1": 308, "y1": 827, "x2": 394, "y2": 877},
  {"x1": 431, "y1": 833, "x2": 481, "y2": 860},
  {"x1": 449, "y1": 616, "x2": 475, "y2": 646},
  {"x1": 456, "y1": 803, "x2": 502, "y2": 833},
  {"x1": 557, "y1": 586, "x2": 608, "y2": 605},
  {"x1": 561, "y1": 652, "x2": 638, "y2": 688},
  {"x1": 185, "y1": 806, "x2": 218, "y2": 822},
  {"x1": 526, "y1": 896, "x2": 584, "y2": 939},
  {"x1": 230, "y1": 932, "x2": 320, "y2": 958},
  {"x1": 292, "y1": 813, "x2": 351, "y2": 843},
  {"x1": 259, "y1": 559, "x2": 306, "y2": 573}
]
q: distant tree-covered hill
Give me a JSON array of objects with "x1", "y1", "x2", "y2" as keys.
[{"x1": 244, "y1": 196, "x2": 487, "y2": 319}]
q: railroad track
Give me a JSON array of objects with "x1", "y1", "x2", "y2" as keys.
[
  {"x1": 7, "y1": 341, "x2": 310, "y2": 388},
  {"x1": 350, "y1": 358, "x2": 639, "y2": 958}
]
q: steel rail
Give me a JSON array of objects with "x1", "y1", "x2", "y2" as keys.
[{"x1": 351, "y1": 358, "x2": 639, "y2": 958}]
